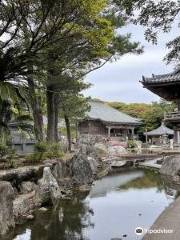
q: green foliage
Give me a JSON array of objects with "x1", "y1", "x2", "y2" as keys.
[
  {"x1": 25, "y1": 152, "x2": 44, "y2": 163},
  {"x1": 7, "y1": 158, "x2": 17, "y2": 169},
  {"x1": 0, "y1": 144, "x2": 9, "y2": 158},
  {"x1": 35, "y1": 142, "x2": 48, "y2": 153},
  {"x1": 0, "y1": 0, "x2": 142, "y2": 145},
  {"x1": 60, "y1": 94, "x2": 90, "y2": 122},
  {"x1": 60, "y1": 127, "x2": 76, "y2": 139},
  {"x1": 109, "y1": 100, "x2": 175, "y2": 133},
  {"x1": 48, "y1": 143, "x2": 64, "y2": 158},
  {"x1": 27, "y1": 142, "x2": 64, "y2": 163},
  {"x1": 0, "y1": 144, "x2": 16, "y2": 168},
  {"x1": 43, "y1": 150, "x2": 63, "y2": 159},
  {"x1": 127, "y1": 140, "x2": 137, "y2": 149},
  {"x1": 114, "y1": 0, "x2": 180, "y2": 63}
]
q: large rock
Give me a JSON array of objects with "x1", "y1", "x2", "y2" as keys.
[
  {"x1": 70, "y1": 152, "x2": 95, "y2": 185},
  {"x1": 111, "y1": 160, "x2": 127, "y2": 168},
  {"x1": 13, "y1": 191, "x2": 37, "y2": 221},
  {"x1": 87, "y1": 156, "x2": 99, "y2": 174},
  {"x1": 0, "y1": 166, "x2": 44, "y2": 183},
  {"x1": 160, "y1": 155, "x2": 180, "y2": 176},
  {"x1": 53, "y1": 161, "x2": 70, "y2": 179},
  {"x1": 36, "y1": 167, "x2": 61, "y2": 205},
  {"x1": 0, "y1": 181, "x2": 15, "y2": 236},
  {"x1": 108, "y1": 145, "x2": 127, "y2": 156},
  {"x1": 94, "y1": 143, "x2": 108, "y2": 158},
  {"x1": 20, "y1": 181, "x2": 37, "y2": 194}
]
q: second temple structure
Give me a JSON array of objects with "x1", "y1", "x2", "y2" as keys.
[
  {"x1": 78, "y1": 100, "x2": 141, "y2": 141},
  {"x1": 142, "y1": 68, "x2": 180, "y2": 145}
]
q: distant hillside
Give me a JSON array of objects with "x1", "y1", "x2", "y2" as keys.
[{"x1": 107, "y1": 100, "x2": 175, "y2": 132}]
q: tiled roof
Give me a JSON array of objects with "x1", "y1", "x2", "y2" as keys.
[
  {"x1": 142, "y1": 68, "x2": 180, "y2": 84},
  {"x1": 86, "y1": 100, "x2": 141, "y2": 125},
  {"x1": 145, "y1": 122, "x2": 174, "y2": 136}
]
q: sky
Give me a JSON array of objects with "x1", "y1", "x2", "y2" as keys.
[{"x1": 83, "y1": 23, "x2": 178, "y2": 104}]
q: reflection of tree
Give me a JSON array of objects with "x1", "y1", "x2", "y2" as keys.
[
  {"x1": 51, "y1": 198, "x2": 92, "y2": 240},
  {"x1": 13, "y1": 193, "x2": 93, "y2": 240},
  {"x1": 120, "y1": 170, "x2": 164, "y2": 191}
]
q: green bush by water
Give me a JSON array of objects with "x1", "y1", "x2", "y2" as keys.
[{"x1": 26, "y1": 142, "x2": 64, "y2": 163}]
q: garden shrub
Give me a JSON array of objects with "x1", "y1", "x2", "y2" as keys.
[
  {"x1": 49, "y1": 143, "x2": 63, "y2": 158},
  {"x1": 0, "y1": 144, "x2": 15, "y2": 160},
  {"x1": 26, "y1": 142, "x2": 64, "y2": 163},
  {"x1": 35, "y1": 142, "x2": 48, "y2": 153},
  {"x1": 127, "y1": 140, "x2": 138, "y2": 150},
  {"x1": 0, "y1": 144, "x2": 9, "y2": 158}
]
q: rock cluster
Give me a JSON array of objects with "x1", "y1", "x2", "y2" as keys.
[
  {"x1": 79, "y1": 135, "x2": 127, "y2": 162},
  {"x1": 0, "y1": 165, "x2": 62, "y2": 236},
  {"x1": 0, "y1": 147, "x2": 100, "y2": 236}
]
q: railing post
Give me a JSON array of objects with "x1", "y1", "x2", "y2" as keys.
[{"x1": 164, "y1": 111, "x2": 180, "y2": 120}]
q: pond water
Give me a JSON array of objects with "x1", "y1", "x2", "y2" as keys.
[{"x1": 12, "y1": 170, "x2": 177, "y2": 240}]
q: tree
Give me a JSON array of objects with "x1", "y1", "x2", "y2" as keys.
[
  {"x1": 60, "y1": 93, "x2": 90, "y2": 152},
  {"x1": 0, "y1": 0, "x2": 142, "y2": 144},
  {"x1": 42, "y1": 0, "x2": 142, "y2": 142},
  {"x1": 109, "y1": 100, "x2": 175, "y2": 134},
  {"x1": 0, "y1": 86, "x2": 32, "y2": 145},
  {"x1": 0, "y1": 79, "x2": 28, "y2": 144},
  {"x1": 50, "y1": 77, "x2": 90, "y2": 151},
  {"x1": 112, "y1": 0, "x2": 180, "y2": 64},
  {"x1": 0, "y1": 0, "x2": 92, "y2": 141}
]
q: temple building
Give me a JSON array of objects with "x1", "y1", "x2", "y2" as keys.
[
  {"x1": 145, "y1": 122, "x2": 174, "y2": 145},
  {"x1": 142, "y1": 68, "x2": 180, "y2": 145},
  {"x1": 78, "y1": 100, "x2": 141, "y2": 140}
]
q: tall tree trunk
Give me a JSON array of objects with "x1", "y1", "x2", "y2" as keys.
[
  {"x1": 46, "y1": 52, "x2": 60, "y2": 143},
  {"x1": 0, "y1": 100, "x2": 11, "y2": 144},
  {"x1": 28, "y1": 78, "x2": 44, "y2": 142},
  {"x1": 46, "y1": 86, "x2": 56, "y2": 142},
  {"x1": 75, "y1": 120, "x2": 78, "y2": 143},
  {"x1": 54, "y1": 94, "x2": 59, "y2": 142},
  {"x1": 64, "y1": 114, "x2": 71, "y2": 152}
]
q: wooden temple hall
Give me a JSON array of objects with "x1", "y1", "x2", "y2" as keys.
[
  {"x1": 142, "y1": 68, "x2": 180, "y2": 145},
  {"x1": 78, "y1": 100, "x2": 141, "y2": 140}
]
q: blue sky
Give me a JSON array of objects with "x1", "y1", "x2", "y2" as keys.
[{"x1": 84, "y1": 23, "x2": 178, "y2": 103}]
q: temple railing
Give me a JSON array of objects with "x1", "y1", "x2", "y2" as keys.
[{"x1": 164, "y1": 111, "x2": 180, "y2": 121}]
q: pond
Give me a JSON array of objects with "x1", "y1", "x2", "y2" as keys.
[{"x1": 12, "y1": 169, "x2": 177, "y2": 240}]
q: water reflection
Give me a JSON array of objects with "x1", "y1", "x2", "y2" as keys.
[
  {"x1": 12, "y1": 195, "x2": 92, "y2": 240},
  {"x1": 11, "y1": 170, "x2": 177, "y2": 240},
  {"x1": 120, "y1": 170, "x2": 164, "y2": 191},
  {"x1": 89, "y1": 170, "x2": 144, "y2": 198}
]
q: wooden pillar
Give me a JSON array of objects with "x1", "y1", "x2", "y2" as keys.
[
  {"x1": 177, "y1": 130, "x2": 180, "y2": 144},
  {"x1": 107, "y1": 127, "x2": 111, "y2": 137},
  {"x1": 176, "y1": 100, "x2": 180, "y2": 111},
  {"x1": 132, "y1": 128, "x2": 134, "y2": 135},
  {"x1": 145, "y1": 129, "x2": 148, "y2": 143},
  {"x1": 174, "y1": 128, "x2": 180, "y2": 145},
  {"x1": 131, "y1": 128, "x2": 135, "y2": 139},
  {"x1": 124, "y1": 129, "x2": 128, "y2": 141}
]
